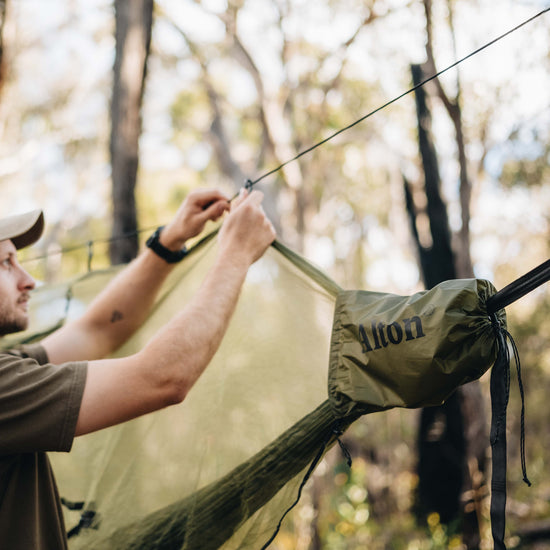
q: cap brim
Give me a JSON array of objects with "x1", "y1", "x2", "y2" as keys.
[{"x1": 0, "y1": 210, "x2": 44, "y2": 249}]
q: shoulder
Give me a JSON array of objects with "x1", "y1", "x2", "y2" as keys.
[
  {"x1": 0, "y1": 344, "x2": 86, "y2": 399},
  {"x1": 1, "y1": 343, "x2": 49, "y2": 365},
  {"x1": 0, "y1": 345, "x2": 88, "y2": 454}
]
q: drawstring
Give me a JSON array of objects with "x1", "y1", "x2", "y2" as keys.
[
  {"x1": 503, "y1": 327, "x2": 531, "y2": 486},
  {"x1": 334, "y1": 423, "x2": 353, "y2": 468},
  {"x1": 493, "y1": 318, "x2": 531, "y2": 486},
  {"x1": 260, "y1": 420, "x2": 352, "y2": 549},
  {"x1": 489, "y1": 313, "x2": 531, "y2": 550}
]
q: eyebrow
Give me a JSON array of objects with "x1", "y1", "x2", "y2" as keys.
[{"x1": 0, "y1": 251, "x2": 16, "y2": 261}]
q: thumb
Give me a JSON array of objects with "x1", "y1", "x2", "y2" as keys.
[
  {"x1": 231, "y1": 187, "x2": 249, "y2": 209},
  {"x1": 242, "y1": 189, "x2": 264, "y2": 208}
]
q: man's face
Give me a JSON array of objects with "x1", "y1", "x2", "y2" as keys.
[{"x1": 0, "y1": 240, "x2": 35, "y2": 335}]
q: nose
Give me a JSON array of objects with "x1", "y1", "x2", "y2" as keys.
[{"x1": 17, "y1": 265, "x2": 35, "y2": 292}]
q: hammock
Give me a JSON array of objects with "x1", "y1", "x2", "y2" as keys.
[{"x1": 5, "y1": 231, "x2": 549, "y2": 549}]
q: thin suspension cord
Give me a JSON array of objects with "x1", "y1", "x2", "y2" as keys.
[
  {"x1": 23, "y1": 6, "x2": 550, "y2": 261},
  {"x1": 22, "y1": 225, "x2": 157, "y2": 264},
  {"x1": 244, "y1": 6, "x2": 550, "y2": 190}
]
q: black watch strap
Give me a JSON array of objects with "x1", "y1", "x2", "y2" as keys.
[{"x1": 146, "y1": 226, "x2": 188, "y2": 263}]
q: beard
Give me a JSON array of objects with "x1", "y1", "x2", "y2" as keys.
[{"x1": 0, "y1": 298, "x2": 30, "y2": 336}]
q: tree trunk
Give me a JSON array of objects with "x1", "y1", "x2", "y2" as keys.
[
  {"x1": 109, "y1": 0, "x2": 153, "y2": 265},
  {"x1": 0, "y1": 0, "x2": 8, "y2": 95},
  {"x1": 408, "y1": 64, "x2": 455, "y2": 288},
  {"x1": 422, "y1": 0, "x2": 474, "y2": 279},
  {"x1": 407, "y1": 63, "x2": 483, "y2": 549}
]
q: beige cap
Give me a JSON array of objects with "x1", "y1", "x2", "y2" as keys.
[{"x1": 0, "y1": 210, "x2": 44, "y2": 249}]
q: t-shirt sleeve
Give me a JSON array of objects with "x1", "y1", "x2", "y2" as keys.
[{"x1": 0, "y1": 344, "x2": 87, "y2": 454}]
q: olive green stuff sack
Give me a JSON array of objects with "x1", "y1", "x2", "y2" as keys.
[{"x1": 329, "y1": 278, "x2": 505, "y2": 418}]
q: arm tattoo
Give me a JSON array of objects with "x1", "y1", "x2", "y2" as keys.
[{"x1": 110, "y1": 310, "x2": 124, "y2": 323}]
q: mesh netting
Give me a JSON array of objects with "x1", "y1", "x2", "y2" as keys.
[
  {"x1": 4, "y1": 230, "x2": 511, "y2": 549},
  {"x1": 7, "y1": 236, "x2": 341, "y2": 549}
]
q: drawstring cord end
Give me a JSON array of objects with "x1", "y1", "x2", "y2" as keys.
[
  {"x1": 333, "y1": 421, "x2": 353, "y2": 468},
  {"x1": 503, "y1": 327, "x2": 531, "y2": 487}
]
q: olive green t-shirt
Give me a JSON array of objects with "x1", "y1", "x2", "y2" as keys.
[{"x1": 0, "y1": 344, "x2": 87, "y2": 550}]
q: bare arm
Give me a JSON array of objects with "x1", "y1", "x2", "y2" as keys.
[
  {"x1": 42, "y1": 189, "x2": 230, "y2": 364},
  {"x1": 74, "y1": 190, "x2": 275, "y2": 436}
]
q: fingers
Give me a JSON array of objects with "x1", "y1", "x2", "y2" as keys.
[
  {"x1": 245, "y1": 189, "x2": 265, "y2": 208},
  {"x1": 161, "y1": 189, "x2": 230, "y2": 247},
  {"x1": 218, "y1": 188, "x2": 275, "y2": 265},
  {"x1": 168, "y1": 187, "x2": 272, "y2": 256},
  {"x1": 189, "y1": 190, "x2": 229, "y2": 219},
  {"x1": 231, "y1": 187, "x2": 249, "y2": 210},
  {"x1": 200, "y1": 198, "x2": 230, "y2": 222},
  {"x1": 231, "y1": 188, "x2": 265, "y2": 211},
  {"x1": 190, "y1": 188, "x2": 228, "y2": 208}
]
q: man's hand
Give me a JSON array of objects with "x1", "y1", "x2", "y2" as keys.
[
  {"x1": 218, "y1": 189, "x2": 276, "y2": 267},
  {"x1": 160, "y1": 189, "x2": 230, "y2": 251}
]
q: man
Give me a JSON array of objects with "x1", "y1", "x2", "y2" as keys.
[{"x1": 0, "y1": 187, "x2": 275, "y2": 549}]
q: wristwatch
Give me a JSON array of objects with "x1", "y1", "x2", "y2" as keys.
[{"x1": 146, "y1": 226, "x2": 188, "y2": 263}]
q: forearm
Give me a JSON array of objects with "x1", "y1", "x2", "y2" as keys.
[
  {"x1": 43, "y1": 248, "x2": 177, "y2": 362},
  {"x1": 84, "y1": 249, "x2": 175, "y2": 343},
  {"x1": 138, "y1": 251, "x2": 248, "y2": 399}
]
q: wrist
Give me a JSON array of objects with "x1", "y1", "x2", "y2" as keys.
[
  {"x1": 215, "y1": 244, "x2": 255, "y2": 274},
  {"x1": 158, "y1": 224, "x2": 188, "y2": 251},
  {"x1": 146, "y1": 226, "x2": 188, "y2": 263}
]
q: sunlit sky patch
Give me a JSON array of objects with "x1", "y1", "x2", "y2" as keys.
[{"x1": 0, "y1": 0, "x2": 548, "y2": 291}]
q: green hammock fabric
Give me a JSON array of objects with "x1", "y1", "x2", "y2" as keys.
[
  {"x1": 80, "y1": 401, "x2": 362, "y2": 550},
  {"x1": 329, "y1": 278, "x2": 504, "y2": 418},
  {"x1": 3, "y1": 231, "x2": 505, "y2": 549},
  {"x1": 5, "y1": 235, "x2": 342, "y2": 549}
]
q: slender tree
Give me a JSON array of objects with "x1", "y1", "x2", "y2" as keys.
[
  {"x1": 405, "y1": 61, "x2": 462, "y2": 524},
  {"x1": 109, "y1": 0, "x2": 154, "y2": 265},
  {"x1": 407, "y1": 61, "x2": 485, "y2": 549},
  {"x1": 422, "y1": 0, "x2": 473, "y2": 279},
  {"x1": 0, "y1": 0, "x2": 8, "y2": 95}
]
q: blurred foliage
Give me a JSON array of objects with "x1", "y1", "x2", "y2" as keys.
[
  {"x1": 1, "y1": 0, "x2": 550, "y2": 548},
  {"x1": 500, "y1": 143, "x2": 550, "y2": 189}
]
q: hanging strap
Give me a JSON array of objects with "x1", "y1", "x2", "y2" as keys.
[
  {"x1": 485, "y1": 261, "x2": 550, "y2": 548},
  {"x1": 489, "y1": 315, "x2": 511, "y2": 550},
  {"x1": 489, "y1": 313, "x2": 532, "y2": 550}
]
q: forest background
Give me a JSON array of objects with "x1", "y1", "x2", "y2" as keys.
[{"x1": 0, "y1": 0, "x2": 549, "y2": 548}]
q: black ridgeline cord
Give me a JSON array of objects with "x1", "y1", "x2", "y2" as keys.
[
  {"x1": 243, "y1": 6, "x2": 550, "y2": 193},
  {"x1": 487, "y1": 259, "x2": 550, "y2": 315},
  {"x1": 22, "y1": 8, "x2": 550, "y2": 265}
]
